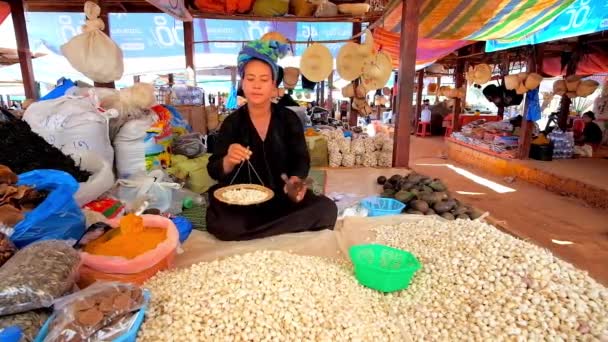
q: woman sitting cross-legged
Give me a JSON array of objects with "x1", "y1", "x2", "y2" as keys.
[{"x1": 205, "y1": 40, "x2": 337, "y2": 241}]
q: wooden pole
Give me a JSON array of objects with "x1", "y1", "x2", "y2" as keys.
[
  {"x1": 452, "y1": 57, "x2": 465, "y2": 132},
  {"x1": 10, "y1": 0, "x2": 37, "y2": 99},
  {"x1": 517, "y1": 46, "x2": 543, "y2": 159},
  {"x1": 413, "y1": 70, "x2": 424, "y2": 131},
  {"x1": 349, "y1": 22, "x2": 362, "y2": 127},
  {"x1": 392, "y1": 0, "x2": 419, "y2": 167},
  {"x1": 184, "y1": 21, "x2": 195, "y2": 71},
  {"x1": 435, "y1": 76, "x2": 441, "y2": 103},
  {"x1": 327, "y1": 72, "x2": 334, "y2": 114}
]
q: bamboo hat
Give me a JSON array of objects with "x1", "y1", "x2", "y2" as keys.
[
  {"x1": 361, "y1": 51, "x2": 393, "y2": 90},
  {"x1": 300, "y1": 43, "x2": 333, "y2": 82}
]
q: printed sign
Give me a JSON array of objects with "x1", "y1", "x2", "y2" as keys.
[{"x1": 486, "y1": 0, "x2": 608, "y2": 53}]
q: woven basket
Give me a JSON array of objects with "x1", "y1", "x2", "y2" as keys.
[{"x1": 214, "y1": 184, "x2": 274, "y2": 206}]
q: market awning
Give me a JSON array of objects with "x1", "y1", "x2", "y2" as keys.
[{"x1": 374, "y1": 0, "x2": 575, "y2": 66}]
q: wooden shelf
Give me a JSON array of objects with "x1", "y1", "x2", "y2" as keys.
[
  {"x1": 24, "y1": 0, "x2": 382, "y2": 24},
  {"x1": 189, "y1": 10, "x2": 383, "y2": 23}
]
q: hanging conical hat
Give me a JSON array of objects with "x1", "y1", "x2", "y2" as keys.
[
  {"x1": 517, "y1": 72, "x2": 529, "y2": 82},
  {"x1": 341, "y1": 83, "x2": 355, "y2": 98},
  {"x1": 576, "y1": 79, "x2": 600, "y2": 97},
  {"x1": 427, "y1": 83, "x2": 438, "y2": 94},
  {"x1": 283, "y1": 67, "x2": 300, "y2": 89},
  {"x1": 553, "y1": 80, "x2": 567, "y2": 95},
  {"x1": 473, "y1": 64, "x2": 492, "y2": 84},
  {"x1": 504, "y1": 75, "x2": 520, "y2": 90},
  {"x1": 355, "y1": 84, "x2": 367, "y2": 98},
  {"x1": 360, "y1": 29, "x2": 374, "y2": 54},
  {"x1": 524, "y1": 73, "x2": 543, "y2": 90},
  {"x1": 361, "y1": 51, "x2": 393, "y2": 90},
  {"x1": 260, "y1": 31, "x2": 289, "y2": 44},
  {"x1": 566, "y1": 75, "x2": 582, "y2": 92},
  {"x1": 300, "y1": 44, "x2": 333, "y2": 82},
  {"x1": 515, "y1": 82, "x2": 528, "y2": 95},
  {"x1": 337, "y1": 42, "x2": 365, "y2": 81}
]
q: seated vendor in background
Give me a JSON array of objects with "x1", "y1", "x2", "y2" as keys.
[
  {"x1": 206, "y1": 40, "x2": 338, "y2": 241},
  {"x1": 577, "y1": 111, "x2": 603, "y2": 146}
]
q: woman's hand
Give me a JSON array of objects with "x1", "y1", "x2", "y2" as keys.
[
  {"x1": 282, "y1": 175, "x2": 307, "y2": 203},
  {"x1": 222, "y1": 144, "x2": 251, "y2": 174}
]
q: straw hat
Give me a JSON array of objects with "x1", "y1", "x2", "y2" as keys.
[
  {"x1": 515, "y1": 82, "x2": 528, "y2": 95},
  {"x1": 283, "y1": 67, "x2": 300, "y2": 89},
  {"x1": 300, "y1": 44, "x2": 333, "y2": 82},
  {"x1": 524, "y1": 73, "x2": 543, "y2": 90},
  {"x1": 260, "y1": 31, "x2": 289, "y2": 44},
  {"x1": 427, "y1": 63, "x2": 446, "y2": 75},
  {"x1": 379, "y1": 96, "x2": 387, "y2": 106},
  {"x1": 504, "y1": 75, "x2": 520, "y2": 90},
  {"x1": 374, "y1": 95, "x2": 382, "y2": 106},
  {"x1": 576, "y1": 79, "x2": 600, "y2": 97},
  {"x1": 337, "y1": 3, "x2": 370, "y2": 15},
  {"x1": 517, "y1": 72, "x2": 529, "y2": 82},
  {"x1": 566, "y1": 91, "x2": 577, "y2": 99},
  {"x1": 353, "y1": 97, "x2": 372, "y2": 115},
  {"x1": 360, "y1": 29, "x2": 375, "y2": 55},
  {"x1": 341, "y1": 83, "x2": 355, "y2": 98},
  {"x1": 304, "y1": 91, "x2": 312, "y2": 100},
  {"x1": 337, "y1": 42, "x2": 365, "y2": 81},
  {"x1": 438, "y1": 86, "x2": 451, "y2": 97},
  {"x1": 473, "y1": 64, "x2": 492, "y2": 84},
  {"x1": 382, "y1": 87, "x2": 392, "y2": 96},
  {"x1": 465, "y1": 66, "x2": 475, "y2": 83},
  {"x1": 361, "y1": 51, "x2": 393, "y2": 90},
  {"x1": 355, "y1": 84, "x2": 367, "y2": 98},
  {"x1": 553, "y1": 80, "x2": 567, "y2": 96},
  {"x1": 566, "y1": 75, "x2": 582, "y2": 92},
  {"x1": 428, "y1": 83, "x2": 438, "y2": 94}
]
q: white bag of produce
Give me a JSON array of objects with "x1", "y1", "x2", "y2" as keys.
[
  {"x1": 71, "y1": 151, "x2": 115, "y2": 206},
  {"x1": 60, "y1": 2, "x2": 124, "y2": 83},
  {"x1": 113, "y1": 116, "x2": 156, "y2": 178},
  {"x1": 23, "y1": 95, "x2": 115, "y2": 165},
  {"x1": 116, "y1": 170, "x2": 181, "y2": 213}
]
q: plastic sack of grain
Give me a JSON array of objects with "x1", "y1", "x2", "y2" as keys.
[
  {"x1": 23, "y1": 94, "x2": 116, "y2": 166},
  {"x1": 341, "y1": 152, "x2": 355, "y2": 167},
  {"x1": 374, "y1": 134, "x2": 388, "y2": 150},
  {"x1": 362, "y1": 151, "x2": 377, "y2": 167},
  {"x1": 328, "y1": 140, "x2": 340, "y2": 155},
  {"x1": 351, "y1": 138, "x2": 365, "y2": 155},
  {"x1": 363, "y1": 138, "x2": 376, "y2": 153},
  {"x1": 381, "y1": 138, "x2": 394, "y2": 152},
  {"x1": 355, "y1": 155, "x2": 363, "y2": 166},
  {"x1": 378, "y1": 152, "x2": 392, "y2": 167},
  {"x1": 338, "y1": 137, "x2": 351, "y2": 154},
  {"x1": 329, "y1": 151, "x2": 342, "y2": 168}
]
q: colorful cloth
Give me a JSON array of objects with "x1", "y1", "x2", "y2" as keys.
[{"x1": 237, "y1": 40, "x2": 290, "y2": 80}]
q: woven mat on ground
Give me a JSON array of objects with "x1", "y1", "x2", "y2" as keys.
[{"x1": 180, "y1": 169, "x2": 327, "y2": 232}]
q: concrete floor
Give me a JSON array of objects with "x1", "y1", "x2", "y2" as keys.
[{"x1": 324, "y1": 137, "x2": 608, "y2": 285}]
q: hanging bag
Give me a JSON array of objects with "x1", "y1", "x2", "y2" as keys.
[
  {"x1": 61, "y1": 1, "x2": 124, "y2": 83},
  {"x1": 116, "y1": 170, "x2": 182, "y2": 212}
]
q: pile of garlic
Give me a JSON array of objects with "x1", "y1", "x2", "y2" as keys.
[
  {"x1": 139, "y1": 251, "x2": 401, "y2": 341},
  {"x1": 374, "y1": 218, "x2": 608, "y2": 341},
  {"x1": 222, "y1": 187, "x2": 268, "y2": 204},
  {"x1": 139, "y1": 219, "x2": 608, "y2": 341},
  {"x1": 324, "y1": 128, "x2": 394, "y2": 168}
]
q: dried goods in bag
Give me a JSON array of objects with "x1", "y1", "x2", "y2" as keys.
[
  {"x1": 0, "y1": 240, "x2": 80, "y2": 316},
  {"x1": 0, "y1": 310, "x2": 50, "y2": 342},
  {"x1": 43, "y1": 282, "x2": 145, "y2": 342}
]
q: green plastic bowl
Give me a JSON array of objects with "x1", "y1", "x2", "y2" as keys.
[{"x1": 349, "y1": 244, "x2": 421, "y2": 292}]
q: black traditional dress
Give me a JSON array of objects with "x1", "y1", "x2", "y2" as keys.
[{"x1": 206, "y1": 104, "x2": 337, "y2": 241}]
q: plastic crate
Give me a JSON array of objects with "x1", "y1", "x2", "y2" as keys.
[
  {"x1": 360, "y1": 197, "x2": 405, "y2": 217},
  {"x1": 34, "y1": 290, "x2": 150, "y2": 342},
  {"x1": 349, "y1": 244, "x2": 421, "y2": 292}
]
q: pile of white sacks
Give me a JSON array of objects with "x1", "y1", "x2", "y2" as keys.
[{"x1": 321, "y1": 129, "x2": 393, "y2": 168}]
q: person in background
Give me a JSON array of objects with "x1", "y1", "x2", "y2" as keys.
[
  {"x1": 578, "y1": 111, "x2": 603, "y2": 146},
  {"x1": 420, "y1": 99, "x2": 432, "y2": 123},
  {"x1": 205, "y1": 40, "x2": 338, "y2": 241}
]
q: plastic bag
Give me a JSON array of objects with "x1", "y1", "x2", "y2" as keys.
[
  {"x1": 0, "y1": 310, "x2": 50, "y2": 342},
  {"x1": 43, "y1": 282, "x2": 144, "y2": 342},
  {"x1": 172, "y1": 133, "x2": 206, "y2": 158},
  {"x1": 171, "y1": 216, "x2": 194, "y2": 243},
  {"x1": 13, "y1": 170, "x2": 85, "y2": 248},
  {"x1": 71, "y1": 151, "x2": 115, "y2": 206},
  {"x1": 60, "y1": 2, "x2": 124, "y2": 83},
  {"x1": 0, "y1": 240, "x2": 80, "y2": 316},
  {"x1": 116, "y1": 170, "x2": 182, "y2": 213},
  {"x1": 23, "y1": 93, "x2": 116, "y2": 166},
  {"x1": 80, "y1": 214, "x2": 180, "y2": 274}
]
